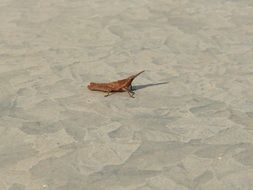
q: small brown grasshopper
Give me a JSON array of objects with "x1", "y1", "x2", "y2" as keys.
[{"x1": 87, "y1": 70, "x2": 144, "y2": 98}]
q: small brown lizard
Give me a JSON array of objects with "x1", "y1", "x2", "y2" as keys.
[{"x1": 87, "y1": 70, "x2": 144, "y2": 98}]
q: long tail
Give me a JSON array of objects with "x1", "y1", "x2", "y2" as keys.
[{"x1": 130, "y1": 70, "x2": 145, "y2": 80}]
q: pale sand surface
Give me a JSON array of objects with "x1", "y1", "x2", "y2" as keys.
[{"x1": 1, "y1": 0, "x2": 253, "y2": 189}]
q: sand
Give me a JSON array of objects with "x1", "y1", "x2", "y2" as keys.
[{"x1": 1, "y1": 0, "x2": 253, "y2": 189}]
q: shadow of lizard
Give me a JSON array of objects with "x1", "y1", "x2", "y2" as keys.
[{"x1": 132, "y1": 82, "x2": 169, "y2": 91}]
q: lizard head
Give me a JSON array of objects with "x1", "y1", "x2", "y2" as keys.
[{"x1": 87, "y1": 82, "x2": 95, "y2": 90}]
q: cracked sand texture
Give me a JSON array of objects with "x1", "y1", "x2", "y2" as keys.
[{"x1": 0, "y1": 0, "x2": 253, "y2": 189}]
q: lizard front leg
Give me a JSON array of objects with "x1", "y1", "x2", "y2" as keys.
[{"x1": 104, "y1": 91, "x2": 113, "y2": 97}]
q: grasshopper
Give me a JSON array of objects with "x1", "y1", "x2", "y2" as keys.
[{"x1": 87, "y1": 70, "x2": 144, "y2": 98}]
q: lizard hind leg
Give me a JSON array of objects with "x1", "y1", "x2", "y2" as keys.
[
  {"x1": 123, "y1": 88, "x2": 135, "y2": 98},
  {"x1": 128, "y1": 92, "x2": 135, "y2": 98},
  {"x1": 129, "y1": 85, "x2": 133, "y2": 91}
]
